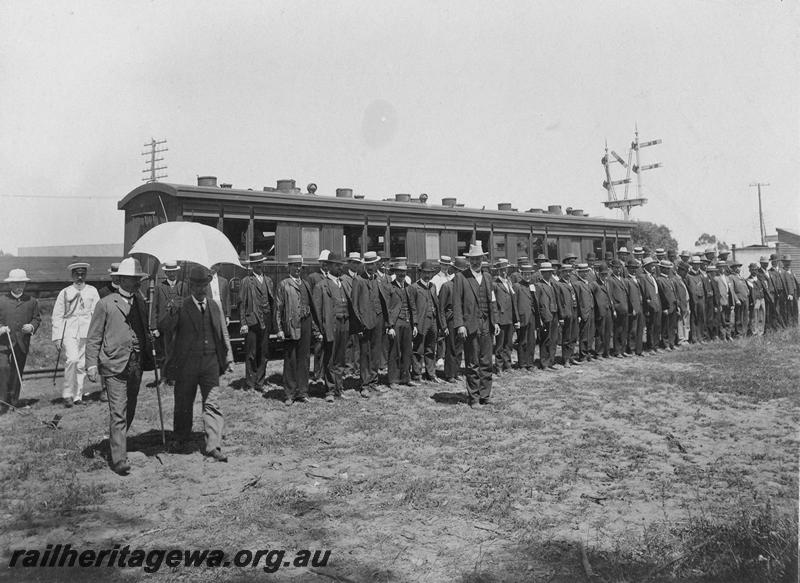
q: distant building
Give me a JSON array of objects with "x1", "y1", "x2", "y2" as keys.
[
  {"x1": 732, "y1": 244, "x2": 774, "y2": 267},
  {"x1": 776, "y1": 228, "x2": 800, "y2": 265},
  {"x1": 17, "y1": 243, "x2": 124, "y2": 257}
]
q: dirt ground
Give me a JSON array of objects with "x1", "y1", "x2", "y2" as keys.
[{"x1": 0, "y1": 331, "x2": 798, "y2": 583}]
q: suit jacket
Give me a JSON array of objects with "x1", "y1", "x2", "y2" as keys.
[
  {"x1": 312, "y1": 276, "x2": 352, "y2": 340},
  {"x1": 451, "y1": 270, "x2": 498, "y2": 333},
  {"x1": 493, "y1": 277, "x2": 517, "y2": 325},
  {"x1": 307, "y1": 270, "x2": 328, "y2": 289},
  {"x1": 161, "y1": 297, "x2": 232, "y2": 380},
  {"x1": 608, "y1": 275, "x2": 630, "y2": 315},
  {"x1": 685, "y1": 271, "x2": 706, "y2": 305},
  {"x1": 514, "y1": 280, "x2": 541, "y2": 327},
  {"x1": 275, "y1": 276, "x2": 318, "y2": 339},
  {"x1": 730, "y1": 273, "x2": 750, "y2": 303},
  {"x1": 715, "y1": 275, "x2": 734, "y2": 308},
  {"x1": 98, "y1": 283, "x2": 118, "y2": 299},
  {"x1": 671, "y1": 273, "x2": 689, "y2": 313},
  {"x1": 238, "y1": 274, "x2": 274, "y2": 329},
  {"x1": 556, "y1": 280, "x2": 575, "y2": 319},
  {"x1": 386, "y1": 280, "x2": 417, "y2": 328},
  {"x1": 657, "y1": 274, "x2": 678, "y2": 313},
  {"x1": 781, "y1": 268, "x2": 798, "y2": 297},
  {"x1": 625, "y1": 276, "x2": 644, "y2": 316},
  {"x1": 85, "y1": 292, "x2": 153, "y2": 376},
  {"x1": 352, "y1": 273, "x2": 389, "y2": 331},
  {"x1": 592, "y1": 278, "x2": 613, "y2": 318},
  {"x1": 150, "y1": 280, "x2": 186, "y2": 330},
  {"x1": 536, "y1": 279, "x2": 560, "y2": 324},
  {"x1": 410, "y1": 280, "x2": 444, "y2": 332},
  {"x1": 638, "y1": 272, "x2": 662, "y2": 314},
  {"x1": 572, "y1": 277, "x2": 595, "y2": 321},
  {"x1": 768, "y1": 268, "x2": 786, "y2": 296},
  {"x1": 439, "y1": 279, "x2": 456, "y2": 326},
  {"x1": 0, "y1": 293, "x2": 41, "y2": 354}
]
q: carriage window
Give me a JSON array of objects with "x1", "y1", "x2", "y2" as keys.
[
  {"x1": 492, "y1": 233, "x2": 506, "y2": 258},
  {"x1": 475, "y1": 231, "x2": 490, "y2": 256},
  {"x1": 223, "y1": 218, "x2": 248, "y2": 258},
  {"x1": 302, "y1": 227, "x2": 320, "y2": 259},
  {"x1": 546, "y1": 240, "x2": 558, "y2": 261},
  {"x1": 457, "y1": 230, "x2": 473, "y2": 257},
  {"x1": 186, "y1": 215, "x2": 218, "y2": 229},
  {"x1": 592, "y1": 238, "x2": 604, "y2": 257},
  {"x1": 390, "y1": 228, "x2": 407, "y2": 259},
  {"x1": 254, "y1": 220, "x2": 277, "y2": 258},
  {"x1": 425, "y1": 232, "x2": 439, "y2": 259},
  {"x1": 530, "y1": 236, "x2": 544, "y2": 259},
  {"x1": 367, "y1": 226, "x2": 386, "y2": 254},
  {"x1": 343, "y1": 225, "x2": 363, "y2": 255}
]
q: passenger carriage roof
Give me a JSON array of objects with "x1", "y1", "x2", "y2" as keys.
[{"x1": 119, "y1": 182, "x2": 632, "y2": 230}]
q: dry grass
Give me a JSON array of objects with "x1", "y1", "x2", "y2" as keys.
[{"x1": 0, "y1": 328, "x2": 797, "y2": 582}]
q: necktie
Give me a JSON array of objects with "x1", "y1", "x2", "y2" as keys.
[{"x1": 200, "y1": 302, "x2": 206, "y2": 314}]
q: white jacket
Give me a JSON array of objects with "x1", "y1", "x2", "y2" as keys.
[{"x1": 51, "y1": 284, "x2": 100, "y2": 340}]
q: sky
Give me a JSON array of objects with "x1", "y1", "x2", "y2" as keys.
[{"x1": 1, "y1": 0, "x2": 797, "y2": 255}]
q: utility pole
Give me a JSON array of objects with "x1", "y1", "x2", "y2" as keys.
[
  {"x1": 142, "y1": 138, "x2": 168, "y2": 182},
  {"x1": 749, "y1": 182, "x2": 769, "y2": 246}
]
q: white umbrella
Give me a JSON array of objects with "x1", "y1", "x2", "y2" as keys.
[{"x1": 129, "y1": 222, "x2": 243, "y2": 269}]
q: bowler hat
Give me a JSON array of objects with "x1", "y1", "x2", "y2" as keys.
[
  {"x1": 188, "y1": 265, "x2": 212, "y2": 283},
  {"x1": 769, "y1": 253, "x2": 778, "y2": 261},
  {"x1": 325, "y1": 252, "x2": 345, "y2": 264},
  {"x1": 781, "y1": 255, "x2": 792, "y2": 261},
  {"x1": 596, "y1": 262, "x2": 609, "y2": 273},
  {"x1": 585, "y1": 252, "x2": 597, "y2": 260},
  {"x1": 453, "y1": 257, "x2": 469, "y2": 271},
  {"x1": 421, "y1": 260, "x2": 437, "y2": 272}
]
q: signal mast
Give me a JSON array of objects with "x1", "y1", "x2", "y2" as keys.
[{"x1": 602, "y1": 125, "x2": 662, "y2": 220}]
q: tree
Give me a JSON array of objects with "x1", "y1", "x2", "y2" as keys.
[
  {"x1": 630, "y1": 221, "x2": 679, "y2": 252},
  {"x1": 694, "y1": 233, "x2": 729, "y2": 251}
]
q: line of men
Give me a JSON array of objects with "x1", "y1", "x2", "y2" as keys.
[{"x1": 235, "y1": 243, "x2": 799, "y2": 409}]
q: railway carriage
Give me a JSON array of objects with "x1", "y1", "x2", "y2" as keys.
[{"x1": 119, "y1": 176, "x2": 633, "y2": 355}]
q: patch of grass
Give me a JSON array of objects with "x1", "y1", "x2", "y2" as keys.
[{"x1": 593, "y1": 500, "x2": 797, "y2": 582}]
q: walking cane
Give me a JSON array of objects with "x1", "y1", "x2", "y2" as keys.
[
  {"x1": 2, "y1": 328, "x2": 25, "y2": 397},
  {"x1": 52, "y1": 321, "x2": 67, "y2": 386},
  {"x1": 147, "y1": 275, "x2": 166, "y2": 446}
]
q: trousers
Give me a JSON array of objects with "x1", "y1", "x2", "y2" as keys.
[
  {"x1": 174, "y1": 355, "x2": 224, "y2": 454},
  {"x1": 105, "y1": 354, "x2": 142, "y2": 466}
]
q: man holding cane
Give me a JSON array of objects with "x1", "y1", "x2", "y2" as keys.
[
  {"x1": 0, "y1": 269, "x2": 41, "y2": 414},
  {"x1": 52, "y1": 262, "x2": 100, "y2": 407},
  {"x1": 85, "y1": 258, "x2": 152, "y2": 475}
]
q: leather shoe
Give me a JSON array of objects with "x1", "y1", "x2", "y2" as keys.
[
  {"x1": 112, "y1": 460, "x2": 131, "y2": 475},
  {"x1": 206, "y1": 449, "x2": 228, "y2": 462}
]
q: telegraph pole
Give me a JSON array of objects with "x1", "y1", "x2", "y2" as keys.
[
  {"x1": 142, "y1": 138, "x2": 168, "y2": 182},
  {"x1": 749, "y1": 182, "x2": 769, "y2": 246}
]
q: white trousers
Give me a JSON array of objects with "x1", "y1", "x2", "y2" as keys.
[
  {"x1": 750, "y1": 299, "x2": 766, "y2": 336},
  {"x1": 62, "y1": 337, "x2": 87, "y2": 401}
]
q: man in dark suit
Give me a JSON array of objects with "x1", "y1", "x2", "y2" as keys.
[
  {"x1": 162, "y1": 265, "x2": 232, "y2": 462},
  {"x1": 0, "y1": 269, "x2": 41, "y2": 414},
  {"x1": 556, "y1": 264, "x2": 579, "y2": 366},
  {"x1": 639, "y1": 257, "x2": 663, "y2": 352},
  {"x1": 307, "y1": 250, "x2": 332, "y2": 381},
  {"x1": 513, "y1": 263, "x2": 540, "y2": 370},
  {"x1": 592, "y1": 263, "x2": 614, "y2": 358},
  {"x1": 149, "y1": 261, "x2": 185, "y2": 379},
  {"x1": 536, "y1": 262, "x2": 560, "y2": 369},
  {"x1": 729, "y1": 261, "x2": 750, "y2": 337},
  {"x1": 238, "y1": 252, "x2": 274, "y2": 390},
  {"x1": 684, "y1": 256, "x2": 706, "y2": 343},
  {"x1": 572, "y1": 263, "x2": 595, "y2": 361},
  {"x1": 275, "y1": 255, "x2": 319, "y2": 405},
  {"x1": 352, "y1": 251, "x2": 390, "y2": 394},
  {"x1": 657, "y1": 260, "x2": 679, "y2": 349},
  {"x1": 312, "y1": 253, "x2": 352, "y2": 402},
  {"x1": 492, "y1": 259, "x2": 518, "y2": 373},
  {"x1": 386, "y1": 262, "x2": 417, "y2": 389},
  {"x1": 410, "y1": 260, "x2": 445, "y2": 383},
  {"x1": 608, "y1": 260, "x2": 630, "y2": 357},
  {"x1": 780, "y1": 255, "x2": 798, "y2": 326},
  {"x1": 439, "y1": 257, "x2": 467, "y2": 382},
  {"x1": 625, "y1": 259, "x2": 645, "y2": 356},
  {"x1": 340, "y1": 253, "x2": 363, "y2": 378},
  {"x1": 453, "y1": 243, "x2": 500, "y2": 406},
  {"x1": 85, "y1": 258, "x2": 152, "y2": 475}
]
